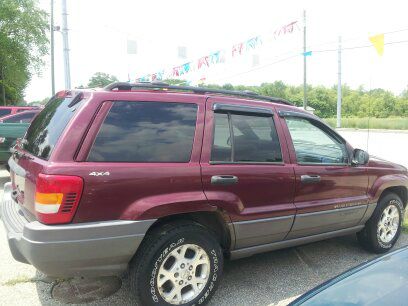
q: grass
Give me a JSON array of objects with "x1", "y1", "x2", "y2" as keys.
[
  {"x1": 2, "y1": 275, "x2": 37, "y2": 286},
  {"x1": 323, "y1": 117, "x2": 408, "y2": 130},
  {"x1": 403, "y1": 219, "x2": 408, "y2": 234}
]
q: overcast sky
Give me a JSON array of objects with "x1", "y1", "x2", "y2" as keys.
[{"x1": 26, "y1": 0, "x2": 408, "y2": 101}]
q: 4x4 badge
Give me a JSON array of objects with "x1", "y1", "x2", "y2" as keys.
[{"x1": 89, "y1": 171, "x2": 110, "y2": 176}]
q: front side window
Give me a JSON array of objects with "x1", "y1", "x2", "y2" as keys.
[
  {"x1": 285, "y1": 117, "x2": 348, "y2": 164},
  {"x1": 211, "y1": 112, "x2": 282, "y2": 163},
  {"x1": 88, "y1": 101, "x2": 198, "y2": 162}
]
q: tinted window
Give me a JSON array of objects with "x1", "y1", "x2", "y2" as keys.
[
  {"x1": 211, "y1": 112, "x2": 282, "y2": 163},
  {"x1": 23, "y1": 96, "x2": 84, "y2": 160},
  {"x1": 0, "y1": 109, "x2": 11, "y2": 116},
  {"x1": 211, "y1": 113, "x2": 232, "y2": 162},
  {"x1": 285, "y1": 117, "x2": 348, "y2": 164},
  {"x1": 17, "y1": 109, "x2": 30, "y2": 113},
  {"x1": 3, "y1": 112, "x2": 37, "y2": 123},
  {"x1": 88, "y1": 102, "x2": 198, "y2": 162}
]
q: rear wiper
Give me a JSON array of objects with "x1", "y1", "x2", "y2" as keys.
[{"x1": 10, "y1": 147, "x2": 33, "y2": 160}]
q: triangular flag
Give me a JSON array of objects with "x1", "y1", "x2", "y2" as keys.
[{"x1": 369, "y1": 34, "x2": 384, "y2": 56}]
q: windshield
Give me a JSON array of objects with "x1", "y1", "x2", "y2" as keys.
[{"x1": 22, "y1": 95, "x2": 84, "y2": 160}]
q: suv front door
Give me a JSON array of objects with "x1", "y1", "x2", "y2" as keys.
[
  {"x1": 278, "y1": 111, "x2": 370, "y2": 239},
  {"x1": 201, "y1": 98, "x2": 296, "y2": 249}
]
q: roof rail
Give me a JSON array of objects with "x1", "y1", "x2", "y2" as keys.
[{"x1": 104, "y1": 82, "x2": 293, "y2": 105}]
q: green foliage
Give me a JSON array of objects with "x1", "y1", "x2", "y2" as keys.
[
  {"x1": 87, "y1": 72, "x2": 119, "y2": 88},
  {"x1": 169, "y1": 80, "x2": 408, "y2": 119},
  {"x1": 0, "y1": 0, "x2": 49, "y2": 105},
  {"x1": 30, "y1": 96, "x2": 50, "y2": 106},
  {"x1": 323, "y1": 117, "x2": 408, "y2": 130}
]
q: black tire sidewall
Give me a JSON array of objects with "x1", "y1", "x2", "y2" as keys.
[
  {"x1": 370, "y1": 194, "x2": 404, "y2": 251},
  {"x1": 137, "y1": 226, "x2": 223, "y2": 306}
]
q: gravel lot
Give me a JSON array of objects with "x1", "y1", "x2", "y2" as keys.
[{"x1": 0, "y1": 129, "x2": 407, "y2": 306}]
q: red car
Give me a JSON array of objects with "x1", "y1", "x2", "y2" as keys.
[
  {"x1": 0, "y1": 106, "x2": 38, "y2": 118},
  {"x1": 2, "y1": 83, "x2": 407, "y2": 306}
]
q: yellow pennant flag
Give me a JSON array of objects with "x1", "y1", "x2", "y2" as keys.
[{"x1": 369, "y1": 33, "x2": 384, "y2": 56}]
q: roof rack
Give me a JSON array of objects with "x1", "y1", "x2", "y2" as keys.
[{"x1": 104, "y1": 82, "x2": 293, "y2": 106}]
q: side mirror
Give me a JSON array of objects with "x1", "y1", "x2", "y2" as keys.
[{"x1": 352, "y1": 149, "x2": 369, "y2": 166}]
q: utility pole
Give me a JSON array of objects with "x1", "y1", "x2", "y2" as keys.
[
  {"x1": 303, "y1": 10, "x2": 307, "y2": 110},
  {"x1": 336, "y1": 36, "x2": 342, "y2": 128},
  {"x1": 1, "y1": 67, "x2": 5, "y2": 105},
  {"x1": 61, "y1": 0, "x2": 71, "y2": 89},
  {"x1": 50, "y1": 0, "x2": 55, "y2": 96}
]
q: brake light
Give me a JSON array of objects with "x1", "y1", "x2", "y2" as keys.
[{"x1": 35, "y1": 173, "x2": 83, "y2": 224}]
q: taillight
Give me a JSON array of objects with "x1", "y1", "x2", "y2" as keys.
[{"x1": 35, "y1": 173, "x2": 83, "y2": 224}]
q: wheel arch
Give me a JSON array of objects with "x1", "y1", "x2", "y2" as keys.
[
  {"x1": 380, "y1": 186, "x2": 408, "y2": 208},
  {"x1": 144, "y1": 210, "x2": 234, "y2": 252}
]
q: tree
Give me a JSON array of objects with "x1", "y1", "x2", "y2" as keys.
[
  {"x1": 0, "y1": 0, "x2": 49, "y2": 105},
  {"x1": 87, "y1": 72, "x2": 119, "y2": 88}
]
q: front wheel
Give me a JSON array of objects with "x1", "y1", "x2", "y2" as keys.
[
  {"x1": 357, "y1": 193, "x2": 404, "y2": 253},
  {"x1": 130, "y1": 221, "x2": 223, "y2": 306}
]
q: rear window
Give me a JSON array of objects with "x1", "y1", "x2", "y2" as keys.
[
  {"x1": 23, "y1": 95, "x2": 84, "y2": 160},
  {"x1": 0, "y1": 109, "x2": 11, "y2": 116},
  {"x1": 88, "y1": 101, "x2": 198, "y2": 162}
]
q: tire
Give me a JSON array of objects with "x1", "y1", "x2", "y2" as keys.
[
  {"x1": 357, "y1": 192, "x2": 404, "y2": 253},
  {"x1": 129, "y1": 221, "x2": 223, "y2": 306}
]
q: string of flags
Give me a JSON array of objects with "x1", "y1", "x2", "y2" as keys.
[
  {"x1": 137, "y1": 20, "x2": 300, "y2": 82},
  {"x1": 137, "y1": 22, "x2": 388, "y2": 83}
]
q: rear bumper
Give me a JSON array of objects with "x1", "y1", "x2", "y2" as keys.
[{"x1": 1, "y1": 182, "x2": 156, "y2": 277}]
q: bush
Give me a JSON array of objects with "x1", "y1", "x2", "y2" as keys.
[{"x1": 323, "y1": 117, "x2": 408, "y2": 130}]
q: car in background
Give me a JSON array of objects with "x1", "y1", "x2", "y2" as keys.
[
  {"x1": 0, "y1": 110, "x2": 40, "y2": 123},
  {"x1": 290, "y1": 246, "x2": 408, "y2": 306},
  {"x1": 0, "y1": 106, "x2": 38, "y2": 119},
  {"x1": 0, "y1": 110, "x2": 41, "y2": 169}
]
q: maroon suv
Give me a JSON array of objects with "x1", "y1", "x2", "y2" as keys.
[{"x1": 2, "y1": 83, "x2": 407, "y2": 306}]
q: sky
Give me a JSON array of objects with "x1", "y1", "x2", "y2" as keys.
[{"x1": 26, "y1": 0, "x2": 408, "y2": 102}]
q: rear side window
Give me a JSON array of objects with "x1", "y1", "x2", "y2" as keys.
[
  {"x1": 88, "y1": 101, "x2": 198, "y2": 162},
  {"x1": 3, "y1": 112, "x2": 37, "y2": 123},
  {"x1": 211, "y1": 112, "x2": 282, "y2": 163},
  {"x1": 23, "y1": 95, "x2": 84, "y2": 160},
  {"x1": 0, "y1": 109, "x2": 11, "y2": 117}
]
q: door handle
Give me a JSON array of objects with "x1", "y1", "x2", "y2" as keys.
[
  {"x1": 211, "y1": 175, "x2": 238, "y2": 185},
  {"x1": 301, "y1": 175, "x2": 321, "y2": 184}
]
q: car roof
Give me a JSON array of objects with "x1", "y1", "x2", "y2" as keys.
[
  {"x1": 0, "y1": 109, "x2": 40, "y2": 120},
  {"x1": 76, "y1": 82, "x2": 309, "y2": 115},
  {"x1": 289, "y1": 245, "x2": 408, "y2": 305},
  {"x1": 0, "y1": 106, "x2": 36, "y2": 109}
]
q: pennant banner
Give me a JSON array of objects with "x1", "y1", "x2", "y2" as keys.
[
  {"x1": 137, "y1": 20, "x2": 299, "y2": 82},
  {"x1": 369, "y1": 33, "x2": 384, "y2": 56}
]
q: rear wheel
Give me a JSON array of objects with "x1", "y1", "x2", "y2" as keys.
[
  {"x1": 357, "y1": 193, "x2": 404, "y2": 253},
  {"x1": 129, "y1": 221, "x2": 223, "y2": 306}
]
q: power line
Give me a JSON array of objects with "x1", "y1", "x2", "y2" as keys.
[
  {"x1": 211, "y1": 38, "x2": 408, "y2": 82},
  {"x1": 314, "y1": 39, "x2": 408, "y2": 53}
]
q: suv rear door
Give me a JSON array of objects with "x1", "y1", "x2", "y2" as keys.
[
  {"x1": 201, "y1": 98, "x2": 296, "y2": 249},
  {"x1": 277, "y1": 110, "x2": 369, "y2": 239},
  {"x1": 10, "y1": 93, "x2": 86, "y2": 219}
]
